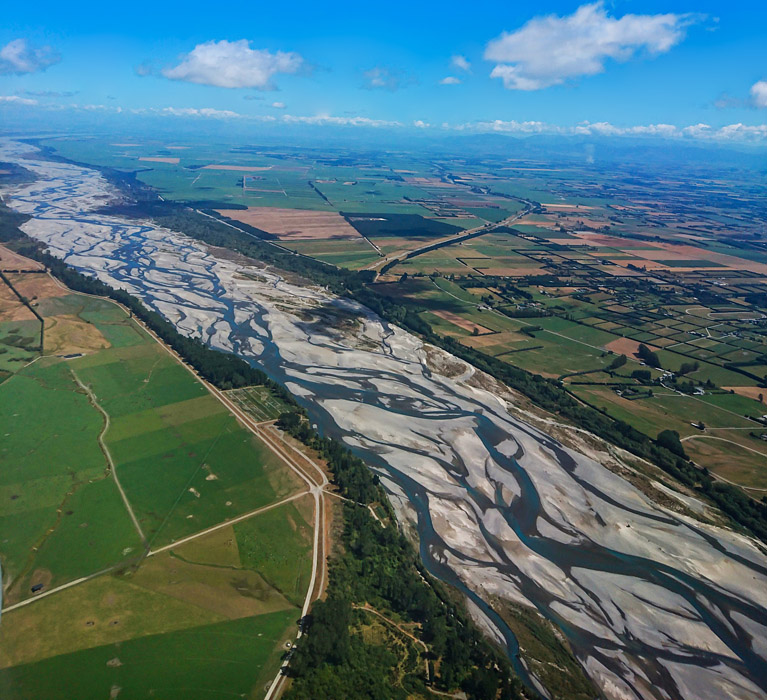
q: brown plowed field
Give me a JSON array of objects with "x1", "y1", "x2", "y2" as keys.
[{"x1": 216, "y1": 207, "x2": 361, "y2": 241}]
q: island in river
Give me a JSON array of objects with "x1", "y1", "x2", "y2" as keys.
[{"x1": 2, "y1": 139, "x2": 767, "y2": 700}]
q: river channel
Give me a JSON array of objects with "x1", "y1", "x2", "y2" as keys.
[{"x1": 2, "y1": 139, "x2": 767, "y2": 700}]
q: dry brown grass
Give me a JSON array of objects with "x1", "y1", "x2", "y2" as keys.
[
  {"x1": 542, "y1": 203, "x2": 595, "y2": 211},
  {"x1": 0, "y1": 283, "x2": 35, "y2": 322},
  {"x1": 10, "y1": 273, "x2": 66, "y2": 301},
  {"x1": 723, "y1": 387, "x2": 766, "y2": 404},
  {"x1": 44, "y1": 314, "x2": 110, "y2": 356},
  {"x1": 131, "y1": 551, "x2": 293, "y2": 620},
  {"x1": 477, "y1": 266, "x2": 545, "y2": 277},
  {"x1": 0, "y1": 574, "x2": 223, "y2": 669},
  {"x1": 217, "y1": 207, "x2": 361, "y2": 241},
  {"x1": 463, "y1": 331, "x2": 526, "y2": 348},
  {"x1": 0, "y1": 245, "x2": 43, "y2": 271},
  {"x1": 604, "y1": 337, "x2": 658, "y2": 357},
  {"x1": 431, "y1": 309, "x2": 492, "y2": 335},
  {"x1": 684, "y1": 437, "x2": 767, "y2": 490},
  {"x1": 138, "y1": 156, "x2": 180, "y2": 164}
]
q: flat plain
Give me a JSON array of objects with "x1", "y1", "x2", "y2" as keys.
[
  {"x1": 42, "y1": 136, "x2": 767, "y2": 494},
  {"x1": 0, "y1": 267, "x2": 312, "y2": 699}
]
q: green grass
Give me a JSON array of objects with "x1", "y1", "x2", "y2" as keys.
[
  {"x1": 0, "y1": 611, "x2": 295, "y2": 700},
  {"x1": 0, "y1": 291, "x2": 298, "y2": 598},
  {"x1": 70, "y1": 344, "x2": 206, "y2": 418},
  {"x1": 108, "y1": 400, "x2": 285, "y2": 547},
  {"x1": 1, "y1": 272, "x2": 310, "y2": 699},
  {"x1": 536, "y1": 316, "x2": 621, "y2": 348},
  {"x1": 25, "y1": 477, "x2": 144, "y2": 584},
  {"x1": 652, "y1": 349, "x2": 760, "y2": 387},
  {"x1": 0, "y1": 319, "x2": 40, "y2": 371},
  {"x1": 0, "y1": 359, "x2": 130, "y2": 590},
  {"x1": 697, "y1": 391, "x2": 766, "y2": 418},
  {"x1": 571, "y1": 385, "x2": 755, "y2": 439},
  {"x1": 226, "y1": 385, "x2": 293, "y2": 421},
  {"x1": 502, "y1": 334, "x2": 616, "y2": 376},
  {"x1": 235, "y1": 499, "x2": 314, "y2": 606}
]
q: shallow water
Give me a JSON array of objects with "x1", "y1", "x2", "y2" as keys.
[{"x1": 3, "y1": 140, "x2": 767, "y2": 700}]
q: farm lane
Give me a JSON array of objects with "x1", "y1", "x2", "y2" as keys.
[
  {"x1": 70, "y1": 369, "x2": 147, "y2": 544},
  {"x1": 1, "y1": 271, "x2": 329, "y2": 651}
]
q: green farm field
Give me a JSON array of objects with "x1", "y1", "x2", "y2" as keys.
[
  {"x1": 42, "y1": 136, "x2": 767, "y2": 503},
  {"x1": 0, "y1": 271, "x2": 312, "y2": 699}
]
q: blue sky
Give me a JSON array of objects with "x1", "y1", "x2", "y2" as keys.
[{"x1": 1, "y1": 1, "x2": 766, "y2": 141}]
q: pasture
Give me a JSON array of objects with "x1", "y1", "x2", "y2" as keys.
[{"x1": 0, "y1": 266, "x2": 312, "y2": 699}]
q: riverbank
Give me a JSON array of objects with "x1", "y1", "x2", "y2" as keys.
[{"x1": 3, "y1": 138, "x2": 767, "y2": 700}]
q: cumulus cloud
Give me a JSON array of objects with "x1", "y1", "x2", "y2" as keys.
[
  {"x1": 162, "y1": 40, "x2": 304, "y2": 89},
  {"x1": 0, "y1": 95, "x2": 37, "y2": 105},
  {"x1": 751, "y1": 81, "x2": 767, "y2": 108},
  {"x1": 362, "y1": 67, "x2": 414, "y2": 91},
  {"x1": 413, "y1": 120, "x2": 430, "y2": 128},
  {"x1": 484, "y1": 2, "x2": 697, "y2": 90},
  {"x1": 271, "y1": 101, "x2": 286, "y2": 109},
  {"x1": 440, "y1": 76, "x2": 461, "y2": 85},
  {"x1": 451, "y1": 55, "x2": 471, "y2": 72},
  {"x1": 0, "y1": 39, "x2": 60, "y2": 75}
]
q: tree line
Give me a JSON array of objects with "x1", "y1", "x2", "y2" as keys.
[
  {"x1": 277, "y1": 411, "x2": 529, "y2": 700},
  {"x1": 99, "y1": 197, "x2": 767, "y2": 545},
  {"x1": 0, "y1": 197, "x2": 528, "y2": 699}
]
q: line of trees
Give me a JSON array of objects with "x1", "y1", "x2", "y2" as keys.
[
  {"x1": 277, "y1": 411, "x2": 528, "y2": 700},
  {"x1": 97, "y1": 199, "x2": 767, "y2": 545},
  {"x1": 13, "y1": 170, "x2": 767, "y2": 544},
  {"x1": 637, "y1": 343, "x2": 662, "y2": 368},
  {"x1": 1, "y1": 208, "x2": 295, "y2": 400},
  {"x1": 1, "y1": 200, "x2": 527, "y2": 698}
]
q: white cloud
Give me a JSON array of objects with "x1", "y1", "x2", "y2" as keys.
[
  {"x1": 455, "y1": 119, "x2": 551, "y2": 134},
  {"x1": 751, "y1": 81, "x2": 767, "y2": 108},
  {"x1": 133, "y1": 106, "x2": 244, "y2": 118},
  {"x1": 282, "y1": 113, "x2": 401, "y2": 127},
  {"x1": 362, "y1": 67, "x2": 413, "y2": 91},
  {"x1": 413, "y1": 120, "x2": 430, "y2": 128},
  {"x1": 450, "y1": 118, "x2": 767, "y2": 142},
  {"x1": 0, "y1": 39, "x2": 60, "y2": 75},
  {"x1": 162, "y1": 40, "x2": 304, "y2": 89},
  {"x1": 0, "y1": 95, "x2": 37, "y2": 105},
  {"x1": 707, "y1": 123, "x2": 767, "y2": 140},
  {"x1": 451, "y1": 55, "x2": 471, "y2": 72},
  {"x1": 271, "y1": 101, "x2": 286, "y2": 109},
  {"x1": 440, "y1": 76, "x2": 461, "y2": 85},
  {"x1": 484, "y1": 2, "x2": 696, "y2": 90},
  {"x1": 79, "y1": 104, "x2": 121, "y2": 112}
]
